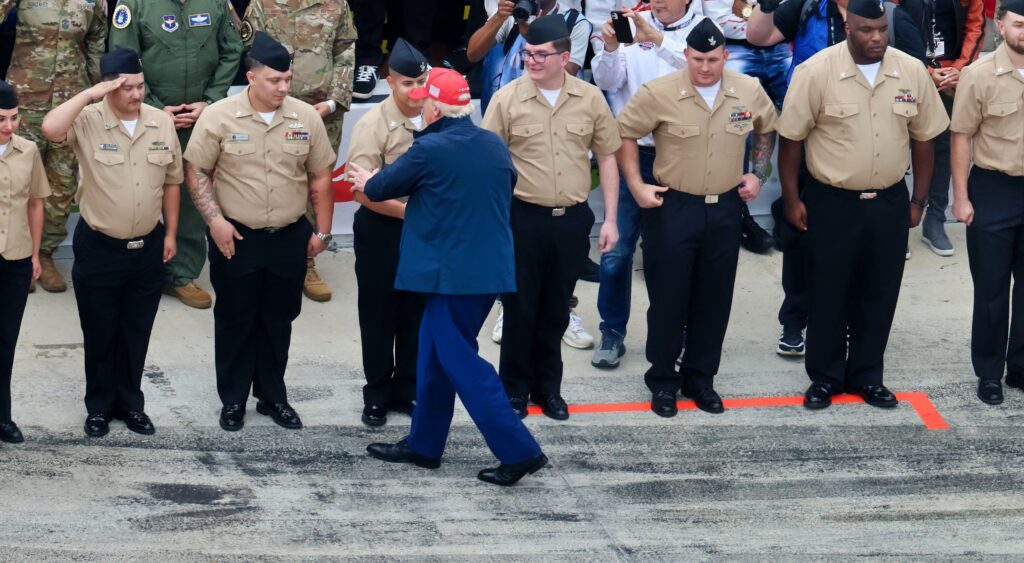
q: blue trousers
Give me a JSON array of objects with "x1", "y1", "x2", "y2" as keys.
[{"x1": 407, "y1": 293, "x2": 542, "y2": 465}]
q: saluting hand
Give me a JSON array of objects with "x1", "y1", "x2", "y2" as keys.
[
  {"x1": 209, "y1": 216, "x2": 244, "y2": 259},
  {"x1": 85, "y1": 76, "x2": 126, "y2": 101},
  {"x1": 631, "y1": 183, "x2": 669, "y2": 208},
  {"x1": 952, "y1": 198, "x2": 974, "y2": 226},
  {"x1": 738, "y1": 173, "x2": 761, "y2": 202}
]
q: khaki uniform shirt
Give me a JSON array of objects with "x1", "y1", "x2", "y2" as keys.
[
  {"x1": 346, "y1": 95, "x2": 419, "y2": 203},
  {"x1": 776, "y1": 42, "x2": 949, "y2": 190},
  {"x1": 618, "y1": 69, "x2": 777, "y2": 195},
  {"x1": 64, "y1": 101, "x2": 183, "y2": 239},
  {"x1": 950, "y1": 44, "x2": 1024, "y2": 177},
  {"x1": 481, "y1": 73, "x2": 622, "y2": 207},
  {"x1": 0, "y1": 134, "x2": 51, "y2": 260},
  {"x1": 183, "y1": 87, "x2": 336, "y2": 230}
]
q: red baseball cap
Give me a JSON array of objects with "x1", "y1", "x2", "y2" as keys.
[{"x1": 408, "y1": 68, "x2": 471, "y2": 106}]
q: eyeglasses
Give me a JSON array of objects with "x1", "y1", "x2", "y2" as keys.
[{"x1": 518, "y1": 50, "x2": 565, "y2": 63}]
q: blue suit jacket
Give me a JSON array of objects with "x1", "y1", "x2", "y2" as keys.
[{"x1": 364, "y1": 116, "x2": 518, "y2": 296}]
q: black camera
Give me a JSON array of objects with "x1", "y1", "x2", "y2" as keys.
[{"x1": 512, "y1": 0, "x2": 539, "y2": 22}]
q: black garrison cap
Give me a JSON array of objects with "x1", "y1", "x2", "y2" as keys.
[
  {"x1": 100, "y1": 48, "x2": 143, "y2": 76},
  {"x1": 1002, "y1": 0, "x2": 1024, "y2": 16},
  {"x1": 389, "y1": 38, "x2": 429, "y2": 78},
  {"x1": 0, "y1": 82, "x2": 17, "y2": 110},
  {"x1": 686, "y1": 18, "x2": 726, "y2": 52},
  {"x1": 848, "y1": 0, "x2": 886, "y2": 19},
  {"x1": 524, "y1": 14, "x2": 570, "y2": 45},
  {"x1": 250, "y1": 31, "x2": 292, "y2": 72}
]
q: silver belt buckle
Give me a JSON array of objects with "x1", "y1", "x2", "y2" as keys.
[
  {"x1": 705, "y1": 194, "x2": 719, "y2": 204},
  {"x1": 126, "y1": 239, "x2": 144, "y2": 250},
  {"x1": 859, "y1": 192, "x2": 878, "y2": 200},
  {"x1": 552, "y1": 207, "x2": 566, "y2": 217}
]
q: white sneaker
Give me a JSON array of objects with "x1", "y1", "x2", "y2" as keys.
[
  {"x1": 563, "y1": 309, "x2": 595, "y2": 349},
  {"x1": 491, "y1": 307, "x2": 503, "y2": 344}
]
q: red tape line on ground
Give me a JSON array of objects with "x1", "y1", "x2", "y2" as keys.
[{"x1": 525, "y1": 392, "x2": 949, "y2": 431}]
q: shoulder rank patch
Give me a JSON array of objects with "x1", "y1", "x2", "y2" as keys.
[
  {"x1": 161, "y1": 15, "x2": 179, "y2": 32},
  {"x1": 112, "y1": 4, "x2": 131, "y2": 29}
]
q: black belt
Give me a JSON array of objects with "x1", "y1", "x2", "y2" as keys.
[
  {"x1": 638, "y1": 145, "x2": 657, "y2": 155},
  {"x1": 82, "y1": 221, "x2": 160, "y2": 250},
  {"x1": 661, "y1": 186, "x2": 740, "y2": 205},
  {"x1": 807, "y1": 176, "x2": 905, "y2": 200},
  {"x1": 512, "y1": 198, "x2": 588, "y2": 217},
  {"x1": 227, "y1": 218, "x2": 300, "y2": 234}
]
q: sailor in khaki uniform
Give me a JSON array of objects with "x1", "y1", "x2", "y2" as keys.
[
  {"x1": 182, "y1": 32, "x2": 336, "y2": 432},
  {"x1": 775, "y1": 0, "x2": 949, "y2": 410},
  {"x1": 950, "y1": 0, "x2": 1024, "y2": 405},
  {"x1": 346, "y1": 38, "x2": 428, "y2": 428},
  {"x1": 481, "y1": 14, "x2": 622, "y2": 421},
  {"x1": 617, "y1": 18, "x2": 778, "y2": 418},
  {"x1": 0, "y1": 81, "x2": 50, "y2": 445},
  {"x1": 41, "y1": 48, "x2": 183, "y2": 438}
]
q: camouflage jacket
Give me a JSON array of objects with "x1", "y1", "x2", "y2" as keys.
[
  {"x1": 1, "y1": 0, "x2": 107, "y2": 111},
  {"x1": 241, "y1": 0, "x2": 356, "y2": 111}
]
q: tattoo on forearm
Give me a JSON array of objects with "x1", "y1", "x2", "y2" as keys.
[
  {"x1": 187, "y1": 164, "x2": 222, "y2": 223},
  {"x1": 751, "y1": 132, "x2": 777, "y2": 182}
]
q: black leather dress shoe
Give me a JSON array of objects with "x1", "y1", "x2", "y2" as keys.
[
  {"x1": 387, "y1": 399, "x2": 416, "y2": 416},
  {"x1": 854, "y1": 384, "x2": 899, "y2": 408},
  {"x1": 509, "y1": 397, "x2": 528, "y2": 419},
  {"x1": 478, "y1": 454, "x2": 548, "y2": 486},
  {"x1": 536, "y1": 395, "x2": 569, "y2": 420},
  {"x1": 219, "y1": 404, "x2": 245, "y2": 432},
  {"x1": 366, "y1": 438, "x2": 441, "y2": 469},
  {"x1": 362, "y1": 403, "x2": 387, "y2": 427},
  {"x1": 804, "y1": 382, "x2": 837, "y2": 410},
  {"x1": 0, "y1": 421, "x2": 24, "y2": 444},
  {"x1": 651, "y1": 390, "x2": 678, "y2": 417},
  {"x1": 1006, "y1": 371, "x2": 1024, "y2": 391},
  {"x1": 978, "y1": 380, "x2": 1004, "y2": 405},
  {"x1": 682, "y1": 387, "x2": 725, "y2": 414},
  {"x1": 84, "y1": 413, "x2": 111, "y2": 437},
  {"x1": 113, "y1": 411, "x2": 155, "y2": 435},
  {"x1": 256, "y1": 401, "x2": 303, "y2": 429}
]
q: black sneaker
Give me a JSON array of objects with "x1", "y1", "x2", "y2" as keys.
[
  {"x1": 777, "y1": 329, "x2": 805, "y2": 356},
  {"x1": 740, "y1": 202, "x2": 774, "y2": 254},
  {"x1": 354, "y1": 65, "x2": 378, "y2": 99}
]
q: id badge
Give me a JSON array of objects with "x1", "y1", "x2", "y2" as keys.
[{"x1": 933, "y1": 38, "x2": 946, "y2": 58}]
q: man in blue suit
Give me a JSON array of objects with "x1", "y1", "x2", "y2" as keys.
[{"x1": 348, "y1": 68, "x2": 548, "y2": 487}]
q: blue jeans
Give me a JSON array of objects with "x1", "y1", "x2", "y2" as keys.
[
  {"x1": 597, "y1": 147, "x2": 656, "y2": 338},
  {"x1": 723, "y1": 42, "x2": 792, "y2": 108}
]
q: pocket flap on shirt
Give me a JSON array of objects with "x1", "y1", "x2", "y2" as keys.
[
  {"x1": 510, "y1": 123, "x2": 544, "y2": 137},
  {"x1": 666, "y1": 124, "x2": 700, "y2": 138},
  {"x1": 824, "y1": 103, "x2": 860, "y2": 118},
  {"x1": 566, "y1": 123, "x2": 594, "y2": 136},
  {"x1": 223, "y1": 142, "x2": 256, "y2": 156},
  {"x1": 985, "y1": 101, "x2": 1020, "y2": 117},
  {"x1": 891, "y1": 103, "x2": 919, "y2": 118},
  {"x1": 146, "y1": 152, "x2": 174, "y2": 166},
  {"x1": 93, "y1": 151, "x2": 126, "y2": 166},
  {"x1": 282, "y1": 143, "x2": 311, "y2": 156}
]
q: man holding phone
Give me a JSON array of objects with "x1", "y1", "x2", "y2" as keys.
[{"x1": 590, "y1": 0, "x2": 705, "y2": 369}]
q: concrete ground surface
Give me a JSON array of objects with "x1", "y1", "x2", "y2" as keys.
[{"x1": 2, "y1": 222, "x2": 1023, "y2": 561}]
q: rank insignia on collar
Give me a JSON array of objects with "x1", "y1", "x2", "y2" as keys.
[{"x1": 161, "y1": 15, "x2": 179, "y2": 33}]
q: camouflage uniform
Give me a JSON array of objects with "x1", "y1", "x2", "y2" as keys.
[
  {"x1": 241, "y1": 0, "x2": 356, "y2": 156},
  {"x1": 2, "y1": 0, "x2": 107, "y2": 254}
]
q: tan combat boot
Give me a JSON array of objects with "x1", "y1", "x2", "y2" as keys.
[
  {"x1": 167, "y1": 282, "x2": 213, "y2": 309},
  {"x1": 38, "y1": 252, "x2": 67, "y2": 292},
  {"x1": 303, "y1": 257, "x2": 332, "y2": 302}
]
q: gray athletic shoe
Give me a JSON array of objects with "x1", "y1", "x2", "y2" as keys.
[
  {"x1": 591, "y1": 332, "x2": 626, "y2": 369},
  {"x1": 922, "y1": 215, "x2": 954, "y2": 257}
]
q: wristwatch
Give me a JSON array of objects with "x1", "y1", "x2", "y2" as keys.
[
  {"x1": 742, "y1": 0, "x2": 757, "y2": 19},
  {"x1": 315, "y1": 231, "x2": 333, "y2": 244}
]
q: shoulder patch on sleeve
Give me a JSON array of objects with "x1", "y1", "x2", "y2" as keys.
[{"x1": 240, "y1": 20, "x2": 254, "y2": 42}]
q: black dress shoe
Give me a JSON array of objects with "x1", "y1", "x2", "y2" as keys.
[
  {"x1": 804, "y1": 382, "x2": 838, "y2": 409},
  {"x1": 854, "y1": 384, "x2": 899, "y2": 409},
  {"x1": 536, "y1": 395, "x2": 570, "y2": 420},
  {"x1": 362, "y1": 403, "x2": 387, "y2": 427},
  {"x1": 478, "y1": 453, "x2": 548, "y2": 486},
  {"x1": 256, "y1": 401, "x2": 303, "y2": 429},
  {"x1": 113, "y1": 411, "x2": 155, "y2": 435},
  {"x1": 978, "y1": 380, "x2": 1004, "y2": 405},
  {"x1": 84, "y1": 413, "x2": 111, "y2": 437},
  {"x1": 366, "y1": 438, "x2": 441, "y2": 469},
  {"x1": 219, "y1": 404, "x2": 245, "y2": 432},
  {"x1": 0, "y1": 421, "x2": 24, "y2": 444},
  {"x1": 386, "y1": 399, "x2": 416, "y2": 416},
  {"x1": 1007, "y1": 371, "x2": 1024, "y2": 391},
  {"x1": 651, "y1": 390, "x2": 678, "y2": 418},
  {"x1": 682, "y1": 386, "x2": 725, "y2": 414},
  {"x1": 509, "y1": 397, "x2": 528, "y2": 419}
]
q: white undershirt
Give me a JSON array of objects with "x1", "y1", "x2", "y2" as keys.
[
  {"x1": 121, "y1": 119, "x2": 137, "y2": 137},
  {"x1": 538, "y1": 87, "x2": 561, "y2": 107},
  {"x1": 1018, "y1": 69, "x2": 1024, "y2": 78},
  {"x1": 0, "y1": 143, "x2": 7, "y2": 157},
  {"x1": 857, "y1": 62, "x2": 882, "y2": 87},
  {"x1": 258, "y1": 111, "x2": 276, "y2": 124},
  {"x1": 409, "y1": 114, "x2": 424, "y2": 130},
  {"x1": 694, "y1": 81, "x2": 721, "y2": 109}
]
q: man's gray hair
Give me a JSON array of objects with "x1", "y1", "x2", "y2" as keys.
[{"x1": 433, "y1": 99, "x2": 475, "y2": 119}]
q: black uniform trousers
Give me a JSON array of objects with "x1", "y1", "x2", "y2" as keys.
[
  {"x1": 72, "y1": 221, "x2": 164, "y2": 415},
  {"x1": 500, "y1": 198, "x2": 593, "y2": 401},
  {"x1": 353, "y1": 206, "x2": 424, "y2": 405},
  {"x1": 208, "y1": 218, "x2": 310, "y2": 406},
  {"x1": 803, "y1": 177, "x2": 909, "y2": 388},
  {"x1": 352, "y1": 0, "x2": 435, "y2": 66},
  {"x1": 966, "y1": 167, "x2": 1024, "y2": 381},
  {"x1": 642, "y1": 188, "x2": 743, "y2": 394},
  {"x1": 0, "y1": 255, "x2": 31, "y2": 423},
  {"x1": 772, "y1": 162, "x2": 813, "y2": 333}
]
